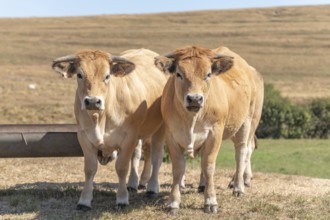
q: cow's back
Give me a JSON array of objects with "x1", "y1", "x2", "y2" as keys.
[{"x1": 107, "y1": 49, "x2": 168, "y2": 138}]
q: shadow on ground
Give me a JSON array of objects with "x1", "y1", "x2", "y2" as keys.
[{"x1": 0, "y1": 181, "x2": 172, "y2": 219}]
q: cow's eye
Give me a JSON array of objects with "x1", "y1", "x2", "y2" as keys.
[
  {"x1": 77, "y1": 73, "x2": 83, "y2": 79},
  {"x1": 176, "y1": 72, "x2": 183, "y2": 80},
  {"x1": 205, "y1": 72, "x2": 212, "y2": 80},
  {"x1": 104, "y1": 74, "x2": 110, "y2": 81}
]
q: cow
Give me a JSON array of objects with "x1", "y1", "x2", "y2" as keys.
[
  {"x1": 155, "y1": 45, "x2": 264, "y2": 214},
  {"x1": 52, "y1": 48, "x2": 168, "y2": 210}
]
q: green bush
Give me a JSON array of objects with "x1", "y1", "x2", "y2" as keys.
[
  {"x1": 282, "y1": 105, "x2": 311, "y2": 138},
  {"x1": 306, "y1": 99, "x2": 330, "y2": 138},
  {"x1": 256, "y1": 84, "x2": 329, "y2": 139},
  {"x1": 256, "y1": 84, "x2": 290, "y2": 138}
]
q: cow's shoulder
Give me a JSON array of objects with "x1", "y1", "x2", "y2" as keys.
[{"x1": 212, "y1": 47, "x2": 255, "y2": 85}]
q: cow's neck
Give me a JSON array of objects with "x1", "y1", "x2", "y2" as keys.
[
  {"x1": 174, "y1": 97, "x2": 201, "y2": 158},
  {"x1": 105, "y1": 80, "x2": 129, "y2": 127},
  {"x1": 186, "y1": 114, "x2": 198, "y2": 158},
  {"x1": 84, "y1": 110, "x2": 106, "y2": 147}
]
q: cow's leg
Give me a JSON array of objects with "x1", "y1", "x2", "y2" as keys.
[
  {"x1": 127, "y1": 140, "x2": 142, "y2": 192},
  {"x1": 198, "y1": 148, "x2": 206, "y2": 193},
  {"x1": 243, "y1": 137, "x2": 255, "y2": 187},
  {"x1": 243, "y1": 109, "x2": 260, "y2": 187},
  {"x1": 243, "y1": 75, "x2": 263, "y2": 187},
  {"x1": 138, "y1": 139, "x2": 152, "y2": 189},
  {"x1": 201, "y1": 130, "x2": 222, "y2": 214},
  {"x1": 115, "y1": 138, "x2": 138, "y2": 208},
  {"x1": 180, "y1": 174, "x2": 186, "y2": 190},
  {"x1": 77, "y1": 131, "x2": 98, "y2": 211},
  {"x1": 231, "y1": 119, "x2": 251, "y2": 197},
  {"x1": 146, "y1": 126, "x2": 165, "y2": 198},
  {"x1": 198, "y1": 171, "x2": 206, "y2": 193},
  {"x1": 166, "y1": 139, "x2": 185, "y2": 215},
  {"x1": 229, "y1": 133, "x2": 255, "y2": 189},
  {"x1": 228, "y1": 174, "x2": 235, "y2": 189},
  {"x1": 228, "y1": 142, "x2": 252, "y2": 189}
]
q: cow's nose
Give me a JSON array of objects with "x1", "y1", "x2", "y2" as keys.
[
  {"x1": 186, "y1": 94, "x2": 204, "y2": 106},
  {"x1": 83, "y1": 96, "x2": 103, "y2": 110}
]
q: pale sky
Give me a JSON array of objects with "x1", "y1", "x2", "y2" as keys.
[{"x1": 0, "y1": 0, "x2": 329, "y2": 18}]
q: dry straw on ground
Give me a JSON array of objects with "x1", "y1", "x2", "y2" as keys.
[{"x1": 0, "y1": 158, "x2": 329, "y2": 219}]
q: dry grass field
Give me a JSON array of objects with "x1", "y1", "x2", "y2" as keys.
[
  {"x1": 0, "y1": 158, "x2": 329, "y2": 220},
  {"x1": 0, "y1": 5, "x2": 330, "y2": 124},
  {"x1": 0, "y1": 5, "x2": 330, "y2": 219}
]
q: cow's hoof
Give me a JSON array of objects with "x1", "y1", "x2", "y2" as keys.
[
  {"x1": 233, "y1": 190, "x2": 244, "y2": 197},
  {"x1": 138, "y1": 184, "x2": 146, "y2": 190},
  {"x1": 76, "y1": 204, "x2": 91, "y2": 212},
  {"x1": 127, "y1": 186, "x2": 138, "y2": 193},
  {"x1": 146, "y1": 191, "x2": 157, "y2": 199},
  {"x1": 204, "y1": 205, "x2": 218, "y2": 214},
  {"x1": 197, "y1": 185, "x2": 205, "y2": 193},
  {"x1": 116, "y1": 203, "x2": 127, "y2": 211},
  {"x1": 169, "y1": 208, "x2": 178, "y2": 215}
]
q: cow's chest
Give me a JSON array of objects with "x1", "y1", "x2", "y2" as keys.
[
  {"x1": 81, "y1": 121, "x2": 127, "y2": 151},
  {"x1": 171, "y1": 121, "x2": 211, "y2": 150},
  {"x1": 103, "y1": 127, "x2": 126, "y2": 149}
]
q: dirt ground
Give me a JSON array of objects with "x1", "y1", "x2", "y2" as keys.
[{"x1": 0, "y1": 158, "x2": 329, "y2": 219}]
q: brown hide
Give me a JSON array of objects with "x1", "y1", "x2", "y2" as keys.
[
  {"x1": 53, "y1": 48, "x2": 169, "y2": 208},
  {"x1": 156, "y1": 45, "x2": 264, "y2": 212}
]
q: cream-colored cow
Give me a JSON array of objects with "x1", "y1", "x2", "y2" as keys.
[
  {"x1": 155, "y1": 46, "x2": 264, "y2": 214},
  {"x1": 52, "y1": 49, "x2": 167, "y2": 210}
]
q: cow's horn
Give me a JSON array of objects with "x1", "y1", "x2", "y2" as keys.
[
  {"x1": 52, "y1": 55, "x2": 79, "y2": 67},
  {"x1": 111, "y1": 55, "x2": 131, "y2": 64},
  {"x1": 162, "y1": 52, "x2": 176, "y2": 58},
  {"x1": 214, "y1": 54, "x2": 234, "y2": 59}
]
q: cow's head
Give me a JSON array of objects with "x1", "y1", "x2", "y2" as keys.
[
  {"x1": 155, "y1": 46, "x2": 233, "y2": 113},
  {"x1": 52, "y1": 50, "x2": 135, "y2": 111}
]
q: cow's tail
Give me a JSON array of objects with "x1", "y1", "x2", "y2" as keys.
[{"x1": 254, "y1": 135, "x2": 258, "y2": 150}]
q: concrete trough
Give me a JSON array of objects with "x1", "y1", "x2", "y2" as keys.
[{"x1": 0, "y1": 124, "x2": 83, "y2": 158}]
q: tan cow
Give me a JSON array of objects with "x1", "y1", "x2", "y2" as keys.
[
  {"x1": 52, "y1": 49, "x2": 168, "y2": 210},
  {"x1": 155, "y1": 46, "x2": 264, "y2": 214}
]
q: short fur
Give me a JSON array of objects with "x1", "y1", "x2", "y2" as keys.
[
  {"x1": 52, "y1": 49, "x2": 168, "y2": 209},
  {"x1": 155, "y1": 46, "x2": 264, "y2": 213}
]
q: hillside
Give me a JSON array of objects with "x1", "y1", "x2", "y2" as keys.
[{"x1": 0, "y1": 5, "x2": 329, "y2": 124}]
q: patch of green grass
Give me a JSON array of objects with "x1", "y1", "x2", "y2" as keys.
[{"x1": 215, "y1": 139, "x2": 330, "y2": 179}]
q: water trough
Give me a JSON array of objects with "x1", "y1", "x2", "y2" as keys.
[{"x1": 0, "y1": 124, "x2": 82, "y2": 158}]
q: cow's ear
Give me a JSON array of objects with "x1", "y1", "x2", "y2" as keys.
[
  {"x1": 110, "y1": 56, "x2": 135, "y2": 77},
  {"x1": 52, "y1": 55, "x2": 79, "y2": 78},
  {"x1": 52, "y1": 62, "x2": 77, "y2": 78},
  {"x1": 211, "y1": 55, "x2": 234, "y2": 75},
  {"x1": 154, "y1": 56, "x2": 176, "y2": 74}
]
